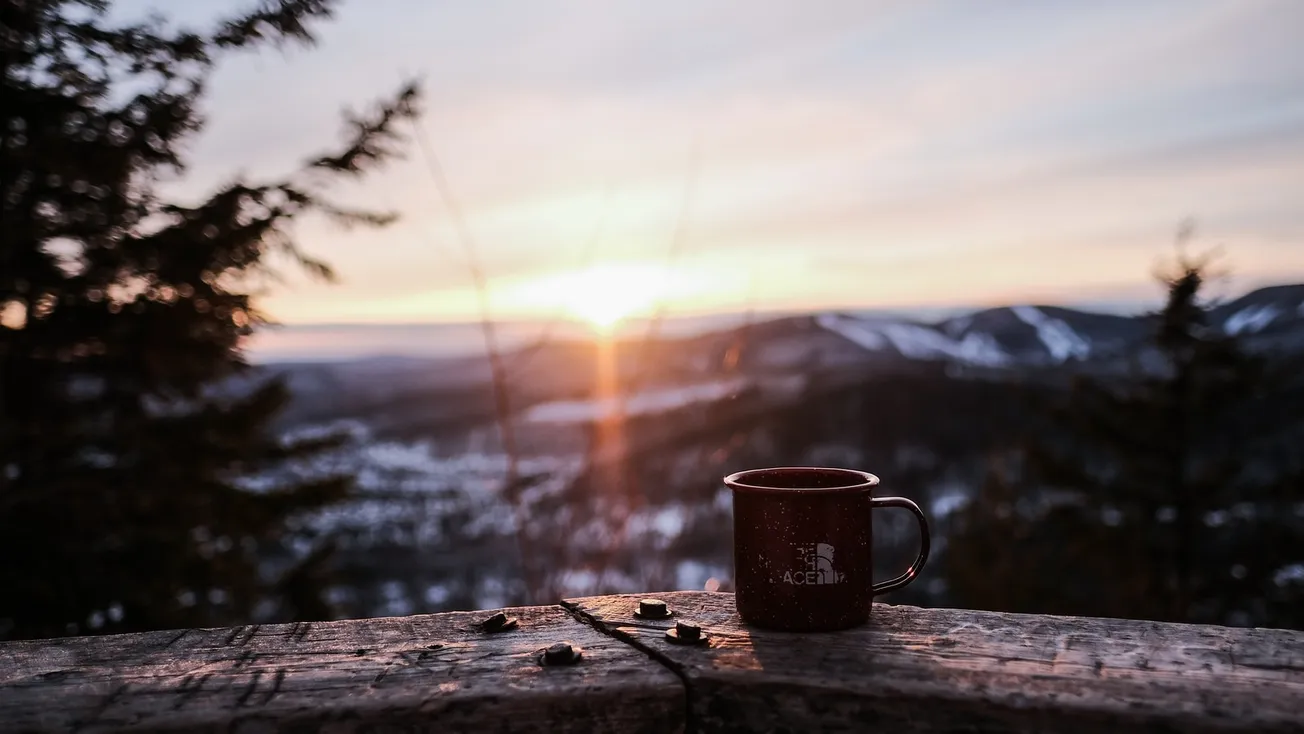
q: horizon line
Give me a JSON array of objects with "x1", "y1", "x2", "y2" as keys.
[
  {"x1": 259, "y1": 298, "x2": 1147, "y2": 330},
  {"x1": 257, "y1": 278, "x2": 1303, "y2": 330}
]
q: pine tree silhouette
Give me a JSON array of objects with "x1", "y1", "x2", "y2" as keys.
[
  {"x1": 0, "y1": 0, "x2": 420, "y2": 639},
  {"x1": 944, "y1": 247, "x2": 1304, "y2": 628}
]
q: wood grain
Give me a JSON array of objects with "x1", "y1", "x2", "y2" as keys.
[
  {"x1": 565, "y1": 591, "x2": 1304, "y2": 733},
  {"x1": 0, "y1": 605, "x2": 684, "y2": 733}
]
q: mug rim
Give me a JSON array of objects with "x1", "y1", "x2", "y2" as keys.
[{"x1": 724, "y1": 466, "x2": 879, "y2": 494}]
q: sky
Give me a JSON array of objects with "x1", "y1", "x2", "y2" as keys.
[{"x1": 118, "y1": 0, "x2": 1304, "y2": 330}]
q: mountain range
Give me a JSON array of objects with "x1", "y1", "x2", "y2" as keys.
[
  {"x1": 729, "y1": 283, "x2": 1304, "y2": 372},
  {"x1": 263, "y1": 283, "x2": 1304, "y2": 433}
]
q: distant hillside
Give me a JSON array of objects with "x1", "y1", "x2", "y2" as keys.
[
  {"x1": 260, "y1": 283, "x2": 1304, "y2": 433},
  {"x1": 795, "y1": 283, "x2": 1304, "y2": 369}
]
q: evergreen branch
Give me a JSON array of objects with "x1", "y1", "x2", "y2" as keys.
[
  {"x1": 212, "y1": 0, "x2": 338, "y2": 50},
  {"x1": 306, "y1": 81, "x2": 421, "y2": 177},
  {"x1": 57, "y1": 18, "x2": 208, "y2": 74},
  {"x1": 313, "y1": 200, "x2": 399, "y2": 230}
]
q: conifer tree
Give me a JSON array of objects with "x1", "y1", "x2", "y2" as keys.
[
  {"x1": 944, "y1": 247, "x2": 1304, "y2": 628},
  {"x1": 0, "y1": 0, "x2": 420, "y2": 639}
]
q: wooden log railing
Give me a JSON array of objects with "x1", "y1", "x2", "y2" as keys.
[{"x1": 1, "y1": 591, "x2": 1301, "y2": 733}]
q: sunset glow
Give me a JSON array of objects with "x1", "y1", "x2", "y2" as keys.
[
  {"x1": 506, "y1": 262, "x2": 729, "y2": 332},
  {"x1": 561, "y1": 265, "x2": 664, "y2": 331},
  {"x1": 131, "y1": 0, "x2": 1304, "y2": 328}
]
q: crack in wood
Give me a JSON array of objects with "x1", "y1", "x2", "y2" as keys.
[
  {"x1": 561, "y1": 601, "x2": 697, "y2": 734},
  {"x1": 22, "y1": 592, "x2": 1292, "y2": 732},
  {"x1": 0, "y1": 601, "x2": 688, "y2": 733}
]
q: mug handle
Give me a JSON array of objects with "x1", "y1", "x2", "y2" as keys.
[{"x1": 870, "y1": 496, "x2": 931, "y2": 596}]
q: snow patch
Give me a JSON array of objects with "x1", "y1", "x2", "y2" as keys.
[
  {"x1": 524, "y1": 379, "x2": 746, "y2": 424},
  {"x1": 476, "y1": 577, "x2": 510, "y2": 611},
  {"x1": 1275, "y1": 564, "x2": 1304, "y2": 587},
  {"x1": 647, "y1": 505, "x2": 688, "y2": 539},
  {"x1": 943, "y1": 315, "x2": 972, "y2": 337},
  {"x1": 818, "y1": 313, "x2": 1010, "y2": 366},
  {"x1": 815, "y1": 313, "x2": 886, "y2": 350},
  {"x1": 625, "y1": 504, "x2": 689, "y2": 549},
  {"x1": 713, "y1": 487, "x2": 732, "y2": 512},
  {"x1": 954, "y1": 332, "x2": 1010, "y2": 366},
  {"x1": 928, "y1": 478, "x2": 972, "y2": 518},
  {"x1": 556, "y1": 570, "x2": 599, "y2": 596},
  {"x1": 364, "y1": 442, "x2": 447, "y2": 474},
  {"x1": 1011, "y1": 306, "x2": 1091, "y2": 362},
  {"x1": 1224, "y1": 303, "x2": 1281, "y2": 335},
  {"x1": 882, "y1": 324, "x2": 1010, "y2": 367},
  {"x1": 931, "y1": 491, "x2": 971, "y2": 519},
  {"x1": 675, "y1": 561, "x2": 709, "y2": 591}
]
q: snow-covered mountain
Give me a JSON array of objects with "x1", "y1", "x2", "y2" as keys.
[
  {"x1": 1211, "y1": 284, "x2": 1304, "y2": 342},
  {"x1": 793, "y1": 284, "x2": 1304, "y2": 370},
  {"x1": 264, "y1": 284, "x2": 1304, "y2": 429}
]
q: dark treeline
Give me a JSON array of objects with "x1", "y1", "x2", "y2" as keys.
[
  {"x1": 944, "y1": 259, "x2": 1304, "y2": 629},
  {"x1": 0, "y1": 0, "x2": 419, "y2": 639}
]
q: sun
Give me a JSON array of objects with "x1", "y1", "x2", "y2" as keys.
[
  {"x1": 562, "y1": 264, "x2": 662, "y2": 332},
  {"x1": 505, "y1": 261, "x2": 723, "y2": 334}
]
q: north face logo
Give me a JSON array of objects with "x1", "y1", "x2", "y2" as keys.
[{"x1": 781, "y1": 542, "x2": 845, "y2": 585}]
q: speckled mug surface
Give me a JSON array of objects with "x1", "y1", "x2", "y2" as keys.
[{"x1": 724, "y1": 467, "x2": 930, "y2": 632}]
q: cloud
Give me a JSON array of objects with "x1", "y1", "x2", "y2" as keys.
[{"x1": 114, "y1": 0, "x2": 1304, "y2": 322}]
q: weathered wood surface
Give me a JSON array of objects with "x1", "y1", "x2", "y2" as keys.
[
  {"x1": 0, "y1": 605, "x2": 684, "y2": 733},
  {"x1": 565, "y1": 591, "x2": 1304, "y2": 733},
  {"x1": 6, "y1": 592, "x2": 1303, "y2": 734}
]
